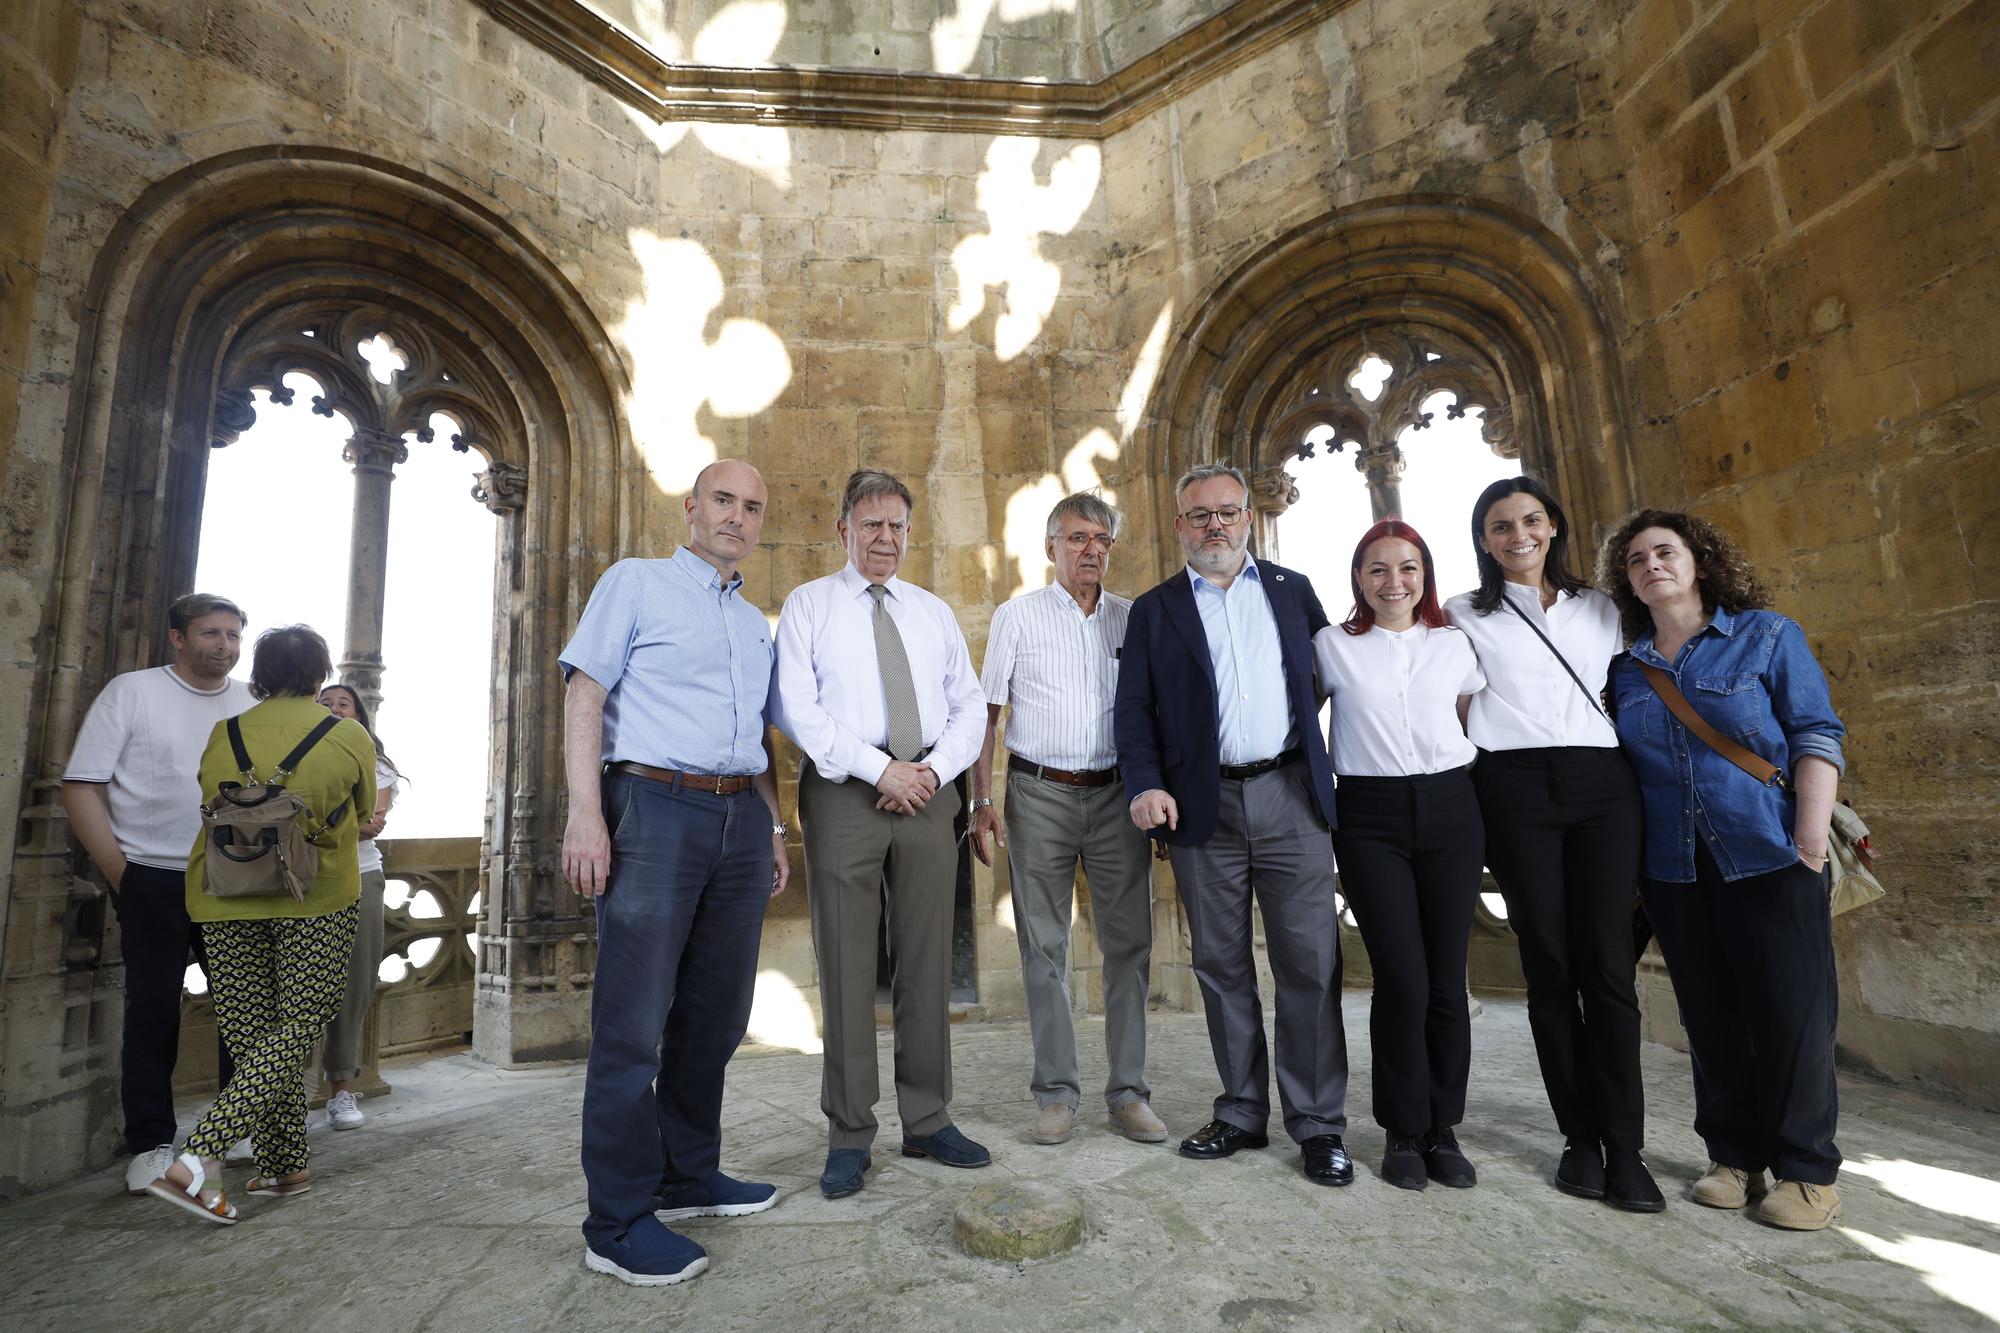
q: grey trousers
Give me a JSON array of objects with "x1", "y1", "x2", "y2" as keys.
[
  {"x1": 1004, "y1": 769, "x2": 1153, "y2": 1112},
  {"x1": 800, "y1": 763, "x2": 961, "y2": 1151},
  {"x1": 323, "y1": 867, "x2": 386, "y2": 1082},
  {"x1": 1167, "y1": 758, "x2": 1348, "y2": 1143}
]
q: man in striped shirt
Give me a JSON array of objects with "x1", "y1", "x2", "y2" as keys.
[{"x1": 972, "y1": 492, "x2": 1166, "y2": 1147}]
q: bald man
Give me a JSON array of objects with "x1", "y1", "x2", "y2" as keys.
[{"x1": 561, "y1": 459, "x2": 792, "y2": 1287}]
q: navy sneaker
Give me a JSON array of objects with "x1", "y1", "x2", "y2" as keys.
[
  {"x1": 900, "y1": 1124, "x2": 992, "y2": 1168},
  {"x1": 583, "y1": 1215, "x2": 708, "y2": 1287},
  {"x1": 820, "y1": 1149, "x2": 873, "y2": 1199},
  {"x1": 654, "y1": 1171, "x2": 779, "y2": 1221}
]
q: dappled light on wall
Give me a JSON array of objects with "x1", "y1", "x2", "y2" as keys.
[
  {"x1": 930, "y1": 0, "x2": 1080, "y2": 74},
  {"x1": 615, "y1": 0, "x2": 793, "y2": 187},
  {"x1": 948, "y1": 137, "x2": 1101, "y2": 362},
  {"x1": 745, "y1": 967, "x2": 823, "y2": 1054},
  {"x1": 614, "y1": 231, "x2": 792, "y2": 494}
]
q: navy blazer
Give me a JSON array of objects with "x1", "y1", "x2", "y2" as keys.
[{"x1": 1114, "y1": 559, "x2": 1337, "y2": 847}]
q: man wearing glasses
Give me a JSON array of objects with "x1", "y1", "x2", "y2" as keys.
[
  {"x1": 970, "y1": 493, "x2": 1165, "y2": 1149},
  {"x1": 774, "y1": 469, "x2": 990, "y2": 1200},
  {"x1": 1113, "y1": 463, "x2": 1352, "y2": 1186}
]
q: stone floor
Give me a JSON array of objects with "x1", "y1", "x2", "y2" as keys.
[{"x1": 4, "y1": 997, "x2": 1999, "y2": 1332}]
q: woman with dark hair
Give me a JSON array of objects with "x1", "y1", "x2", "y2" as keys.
[
  {"x1": 1601, "y1": 509, "x2": 1847, "y2": 1230},
  {"x1": 146, "y1": 625, "x2": 374, "y2": 1225},
  {"x1": 316, "y1": 683, "x2": 404, "y2": 1130},
  {"x1": 1313, "y1": 520, "x2": 1487, "y2": 1191},
  {"x1": 1443, "y1": 476, "x2": 1662, "y2": 1212}
]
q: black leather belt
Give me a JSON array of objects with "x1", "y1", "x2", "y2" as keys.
[
  {"x1": 608, "y1": 761, "x2": 755, "y2": 794},
  {"x1": 1219, "y1": 747, "x2": 1302, "y2": 782},
  {"x1": 1008, "y1": 754, "x2": 1119, "y2": 788}
]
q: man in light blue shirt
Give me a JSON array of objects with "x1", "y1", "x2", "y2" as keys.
[
  {"x1": 1190, "y1": 556, "x2": 1296, "y2": 765},
  {"x1": 560, "y1": 458, "x2": 791, "y2": 1288}
]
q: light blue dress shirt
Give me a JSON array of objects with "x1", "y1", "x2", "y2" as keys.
[
  {"x1": 1188, "y1": 557, "x2": 1296, "y2": 764},
  {"x1": 558, "y1": 547, "x2": 774, "y2": 775}
]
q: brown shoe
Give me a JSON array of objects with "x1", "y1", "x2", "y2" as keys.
[
  {"x1": 1109, "y1": 1101, "x2": 1169, "y2": 1143},
  {"x1": 1692, "y1": 1162, "x2": 1769, "y2": 1209},
  {"x1": 1754, "y1": 1179, "x2": 1843, "y2": 1230},
  {"x1": 1032, "y1": 1103, "x2": 1077, "y2": 1145}
]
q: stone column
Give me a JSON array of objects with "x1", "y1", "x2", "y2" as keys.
[
  {"x1": 1354, "y1": 439, "x2": 1406, "y2": 521},
  {"x1": 339, "y1": 428, "x2": 408, "y2": 712}
]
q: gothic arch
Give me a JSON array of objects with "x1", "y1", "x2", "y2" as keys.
[
  {"x1": 1143, "y1": 198, "x2": 1636, "y2": 547},
  {"x1": 25, "y1": 145, "x2": 634, "y2": 1071}
]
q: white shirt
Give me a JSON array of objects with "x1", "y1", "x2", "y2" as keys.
[
  {"x1": 355, "y1": 759, "x2": 402, "y2": 876},
  {"x1": 63, "y1": 665, "x2": 255, "y2": 869},
  {"x1": 775, "y1": 563, "x2": 986, "y2": 786},
  {"x1": 1188, "y1": 558, "x2": 1295, "y2": 764},
  {"x1": 1313, "y1": 623, "x2": 1484, "y2": 776},
  {"x1": 981, "y1": 581, "x2": 1129, "y2": 771},
  {"x1": 1445, "y1": 583, "x2": 1621, "y2": 751}
]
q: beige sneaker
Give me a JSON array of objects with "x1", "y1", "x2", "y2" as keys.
[
  {"x1": 1032, "y1": 1103, "x2": 1077, "y2": 1145},
  {"x1": 1692, "y1": 1162, "x2": 1768, "y2": 1209},
  {"x1": 1754, "y1": 1179, "x2": 1843, "y2": 1230},
  {"x1": 1109, "y1": 1101, "x2": 1169, "y2": 1143}
]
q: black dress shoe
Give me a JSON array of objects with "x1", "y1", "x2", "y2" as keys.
[
  {"x1": 1606, "y1": 1150, "x2": 1667, "y2": 1213},
  {"x1": 1380, "y1": 1134, "x2": 1427, "y2": 1190},
  {"x1": 1555, "y1": 1137, "x2": 1607, "y2": 1199},
  {"x1": 1178, "y1": 1119, "x2": 1269, "y2": 1159},
  {"x1": 1301, "y1": 1134, "x2": 1355, "y2": 1186},
  {"x1": 1422, "y1": 1128, "x2": 1477, "y2": 1189}
]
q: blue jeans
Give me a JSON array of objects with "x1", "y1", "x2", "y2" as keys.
[{"x1": 580, "y1": 774, "x2": 772, "y2": 1247}]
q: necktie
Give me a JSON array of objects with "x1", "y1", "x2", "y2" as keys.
[{"x1": 867, "y1": 584, "x2": 923, "y2": 762}]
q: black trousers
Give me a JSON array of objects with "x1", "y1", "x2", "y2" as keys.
[
  {"x1": 1644, "y1": 842, "x2": 1841, "y2": 1184},
  {"x1": 114, "y1": 863, "x2": 232, "y2": 1154},
  {"x1": 1472, "y1": 747, "x2": 1645, "y2": 1152},
  {"x1": 1332, "y1": 769, "x2": 1484, "y2": 1136}
]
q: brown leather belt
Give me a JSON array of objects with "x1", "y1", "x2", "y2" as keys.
[
  {"x1": 608, "y1": 761, "x2": 755, "y2": 794},
  {"x1": 1219, "y1": 747, "x2": 1302, "y2": 782},
  {"x1": 1008, "y1": 754, "x2": 1119, "y2": 788}
]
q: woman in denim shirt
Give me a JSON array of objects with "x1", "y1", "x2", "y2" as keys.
[{"x1": 1600, "y1": 509, "x2": 1847, "y2": 1232}]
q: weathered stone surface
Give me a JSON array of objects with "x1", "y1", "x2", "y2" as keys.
[{"x1": 952, "y1": 1179, "x2": 1087, "y2": 1261}]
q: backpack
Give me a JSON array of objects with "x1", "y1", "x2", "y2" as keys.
[{"x1": 199, "y1": 715, "x2": 351, "y2": 901}]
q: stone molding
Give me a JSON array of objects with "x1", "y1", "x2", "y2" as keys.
[{"x1": 482, "y1": 0, "x2": 1351, "y2": 138}]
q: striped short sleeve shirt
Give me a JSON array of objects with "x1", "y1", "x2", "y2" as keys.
[{"x1": 980, "y1": 581, "x2": 1130, "y2": 771}]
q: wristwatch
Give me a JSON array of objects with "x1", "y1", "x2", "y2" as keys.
[
  {"x1": 969, "y1": 797, "x2": 994, "y2": 812},
  {"x1": 772, "y1": 821, "x2": 789, "y2": 838}
]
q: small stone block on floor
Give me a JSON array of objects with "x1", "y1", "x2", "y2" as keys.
[{"x1": 951, "y1": 1180, "x2": 1085, "y2": 1262}]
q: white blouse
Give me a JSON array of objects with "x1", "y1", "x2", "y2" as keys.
[
  {"x1": 1443, "y1": 583, "x2": 1622, "y2": 752},
  {"x1": 1313, "y1": 623, "x2": 1484, "y2": 777}
]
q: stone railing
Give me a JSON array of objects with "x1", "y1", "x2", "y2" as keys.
[{"x1": 174, "y1": 836, "x2": 482, "y2": 1095}]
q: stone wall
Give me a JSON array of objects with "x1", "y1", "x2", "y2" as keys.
[{"x1": 0, "y1": 0, "x2": 1993, "y2": 1192}]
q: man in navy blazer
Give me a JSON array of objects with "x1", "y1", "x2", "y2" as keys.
[{"x1": 1113, "y1": 463, "x2": 1352, "y2": 1185}]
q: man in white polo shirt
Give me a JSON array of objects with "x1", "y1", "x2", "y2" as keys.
[
  {"x1": 971, "y1": 492, "x2": 1165, "y2": 1147},
  {"x1": 61, "y1": 593, "x2": 253, "y2": 1193}
]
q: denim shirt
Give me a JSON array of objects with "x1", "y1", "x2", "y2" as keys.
[{"x1": 1609, "y1": 607, "x2": 1845, "y2": 883}]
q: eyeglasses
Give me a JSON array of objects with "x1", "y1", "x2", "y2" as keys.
[
  {"x1": 1061, "y1": 533, "x2": 1116, "y2": 550},
  {"x1": 1179, "y1": 506, "x2": 1246, "y2": 528}
]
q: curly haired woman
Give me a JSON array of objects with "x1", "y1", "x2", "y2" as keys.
[{"x1": 1600, "y1": 509, "x2": 1848, "y2": 1231}]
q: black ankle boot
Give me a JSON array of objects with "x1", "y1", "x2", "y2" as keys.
[
  {"x1": 1422, "y1": 1128, "x2": 1477, "y2": 1188},
  {"x1": 1554, "y1": 1137, "x2": 1607, "y2": 1199},
  {"x1": 1381, "y1": 1134, "x2": 1428, "y2": 1190},
  {"x1": 1605, "y1": 1150, "x2": 1666, "y2": 1212}
]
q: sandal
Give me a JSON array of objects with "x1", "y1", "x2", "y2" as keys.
[
  {"x1": 145, "y1": 1152, "x2": 237, "y2": 1225},
  {"x1": 245, "y1": 1172, "x2": 312, "y2": 1198}
]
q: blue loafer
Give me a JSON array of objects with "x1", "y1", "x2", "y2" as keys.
[
  {"x1": 900, "y1": 1124, "x2": 992, "y2": 1168},
  {"x1": 654, "y1": 1171, "x2": 779, "y2": 1221},
  {"x1": 583, "y1": 1215, "x2": 708, "y2": 1287},
  {"x1": 820, "y1": 1149, "x2": 873, "y2": 1199}
]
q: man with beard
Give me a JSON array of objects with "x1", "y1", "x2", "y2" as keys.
[{"x1": 1112, "y1": 463, "x2": 1352, "y2": 1185}]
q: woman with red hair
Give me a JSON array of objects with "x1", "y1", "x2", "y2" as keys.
[{"x1": 1312, "y1": 520, "x2": 1487, "y2": 1191}]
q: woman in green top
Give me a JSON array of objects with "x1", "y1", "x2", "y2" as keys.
[{"x1": 148, "y1": 625, "x2": 375, "y2": 1225}]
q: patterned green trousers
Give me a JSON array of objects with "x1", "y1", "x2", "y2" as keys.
[{"x1": 185, "y1": 906, "x2": 359, "y2": 1176}]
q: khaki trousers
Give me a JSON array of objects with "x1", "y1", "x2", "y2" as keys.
[{"x1": 800, "y1": 762, "x2": 961, "y2": 1151}]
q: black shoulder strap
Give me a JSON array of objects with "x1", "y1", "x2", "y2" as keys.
[
  {"x1": 226, "y1": 716, "x2": 255, "y2": 777},
  {"x1": 1502, "y1": 595, "x2": 1613, "y2": 726},
  {"x1": 275, "y1": 715, "x2": 344, "y2": 778}
]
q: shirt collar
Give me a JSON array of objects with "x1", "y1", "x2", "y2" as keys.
[
  {"x1": 672, "y1": 544, "x2": 741, "y2": 594},
  {"x1": 1048, "y1": 579, "x2": 1103, "y2": 618},
  {"x1": 1630, "y1": 604, "x2": 1736, "y2": 665},
  {"x1": 837, "y1": 562, "x2": 902, "y2": 601},
  {"x1": 1187, "y1": 553, "x2": 1260, "y2": 593}
]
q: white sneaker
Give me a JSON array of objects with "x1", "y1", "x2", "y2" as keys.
[
  {"x1": 327, "y1": 1090, "x2": 364, "y2": 1130},
  {"x1": 224, "y1": 1138, "x2": 256, "y2": 1164},
  {"x1": 125, "y1": 1144, "x2": 175, "y2": 1194}
]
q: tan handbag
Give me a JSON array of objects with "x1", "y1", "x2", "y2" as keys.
[{"x1": 1637, "y1": 663, "x2": 1883, "y2": 915}]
